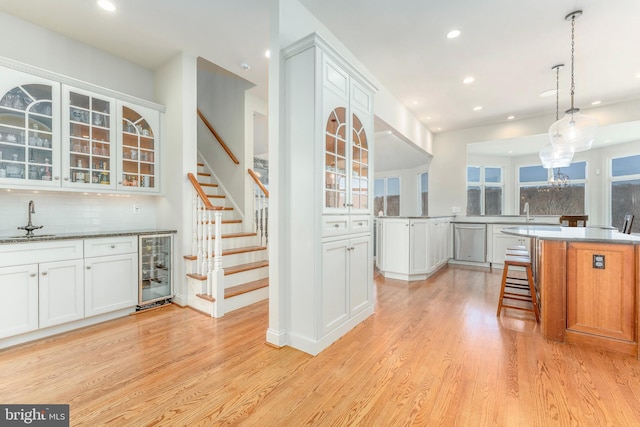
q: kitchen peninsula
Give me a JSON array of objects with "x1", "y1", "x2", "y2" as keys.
[{"x1": 502, "y1": 225, "x2": 640, "y2": 358}]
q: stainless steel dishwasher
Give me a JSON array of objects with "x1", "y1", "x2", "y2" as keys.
[{"x1": 453, "y1": 223, "x2": 486, "y2": 262}]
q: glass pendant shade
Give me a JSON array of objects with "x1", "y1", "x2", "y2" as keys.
[
  {"x1": 549, "y1": 108, "x2": 598, "y2": 152},
  {"x1": 539, "y1": 142, "x2": 574, "y2": 168}
]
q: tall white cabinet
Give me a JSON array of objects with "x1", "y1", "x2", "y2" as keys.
[{"x1": 283, "y1": 33, "x2": 377, "y2": 355}]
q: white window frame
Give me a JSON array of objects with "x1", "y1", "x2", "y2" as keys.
[
  {"x1": 374, "y1": 176, "x2": 401, "y2": 216},
  {"x1": 467, "y1": 165, "x2": 504, "y2": 215},
  {"x1": 418, "y1": 172, "x2": 428, "y2": 217}
]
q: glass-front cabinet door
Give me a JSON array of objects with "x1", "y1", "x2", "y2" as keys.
[
  {"x1": 0, "y1": 69, "x2": 60, "y2": 187},
  {"x1": 62, "y1": 85, "x2": 116, "y2": 188},
  {"x1": 118, "y1": 101, "x2": 160, "y2": 192},
  {"x1": 323, "y1": 107, "x2": 370, "y2": 214}
]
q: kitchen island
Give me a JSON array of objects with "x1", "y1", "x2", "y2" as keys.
[{"x1": 502, "y1": 225, "x2": 640, "y2": 358}]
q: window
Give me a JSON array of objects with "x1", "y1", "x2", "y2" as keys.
[
  {"x1": 518, "y1": 162, "x2": 586, "y2": 215},
  {"x1": 466, "y1": 166, "x2": 503, "y2": 215},
  {"x1": 610, "y1": 154, "x2": 640, "y2": 230},
  {"x1": 419, "y1": 172, "x2": 428, "y2": 216},
  {"x1": 374, "y1": 177, "x2": 400, "y2": 216}
]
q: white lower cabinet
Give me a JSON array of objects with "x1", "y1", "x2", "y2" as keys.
[
  {"x1": 85, "y1": 253, "x2": 137, "y2": 317},
  {"x1": 491, "y1": 225, "x2": 530, "y2": 265},
  {"x1": 39, "y1": 259, "x2": 84, "y2": 328},
  {"x1": 0, "y1": 235, "x2": 140, "y2": 347},
  {"x1": 0, "y1": 264, "x2": 38, "y2": 339},
  {"x1": 322, "y1": 235, "x2": 372, "y2": 335},
  {"x1": 378, "y1": 217, "x2": 450, "y2": 280}
]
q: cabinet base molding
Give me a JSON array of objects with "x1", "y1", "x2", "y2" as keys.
[
  {"x1": 565, "y1": 330, "x2": 637, "y2": 357},
  {"x1": 0, "y1": 307, "x2": 134, "y2": 350},
  {"x1": 288, "y1": 304, "x2": 374, "y2": 356}
]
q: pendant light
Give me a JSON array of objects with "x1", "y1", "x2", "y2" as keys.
[
  {"x1": 549, "y1": 10, "x2": 598, "y2": 152},
  {"x1": 540, "y1": 64, "x2": 574, "y2": 168}
]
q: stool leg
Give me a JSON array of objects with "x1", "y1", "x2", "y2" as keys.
[
  {"x1": 526, "y1": 265, "x2": 540, "y2": 323},
  {"x1": 496, "y1": 263, "x2": 509, "y2": 317}
]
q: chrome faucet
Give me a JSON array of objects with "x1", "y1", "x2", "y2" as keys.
[
  {"x1": 523, "y1": 202, "x2": 530, "y2": 222},
  {"x1": 18, "y1": 200, "x2": 43, "y2": 237}
]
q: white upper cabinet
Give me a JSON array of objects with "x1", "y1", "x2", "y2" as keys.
[
  {"x1": 322, "y1": 57, "x2": 372, "y2": 215},
  {"x1": 61, "y1": 85, "x2": 116, "y2": 189},
  {"x1": 0, "y1": 67, "x2": 61, "y2": 187},
  {"x1": 117, "y1": 100, "x2": 160, "y2": 192},
  {"x1": 0, "y1": 62, "x2": 163, "y2": 194}
]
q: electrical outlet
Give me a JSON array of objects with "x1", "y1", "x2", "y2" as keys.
[
  {"x1": 133, "y1": 204, "x2": 140, "y2": 214},
  {"x1": 452, "y1": 206, "x2": 461, "y2": 213}
]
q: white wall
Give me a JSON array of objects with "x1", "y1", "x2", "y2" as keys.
[
  {"x1": 155, "y1": 52, "x2": 198, "y2": 304},
  {"x1": 0, "y1": 12, "x2": 155, "y2": 101},
  {"x1": 197, "y1": 60, "x2": 254, "y2": 217},
  {"x1": 0, "y1": 13, "x2": 168, "y2": 237},
  {"x1": 430, "y1": 99, "x2": 640, "y2": 220}
]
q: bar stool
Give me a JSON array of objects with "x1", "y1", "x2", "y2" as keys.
[{"x1": 496, "y1": 253, "x2": 540, "y2": 322}]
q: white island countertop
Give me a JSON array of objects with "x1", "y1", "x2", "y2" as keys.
[{"x1": 501, "y1": 225, "x2": 640, "y2": 244}]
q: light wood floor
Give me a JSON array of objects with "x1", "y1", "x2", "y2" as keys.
[{"x1": 2, "y1": 265, "x2": 640, "y2": 426}]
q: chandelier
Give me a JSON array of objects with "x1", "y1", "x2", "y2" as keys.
[
  {"x1": 548, "y1": 10, "x2": 598, "y2": 153},
  {"x1": 540, "y1": 64, "x2": 574, "y2": 168},
  {"x1": 538, "y1": 168, "x2": 570, "y2": 192}
]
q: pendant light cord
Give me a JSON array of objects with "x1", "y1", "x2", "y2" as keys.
[{"x1": 555, "y1": 66, "x2": 560, "y2": 121}]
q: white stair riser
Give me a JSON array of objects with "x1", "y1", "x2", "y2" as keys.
[
  {"x1": 186, "y1": 277, "x2": 214, "y2": 316},
  {"x1": 225, "y1": 287, "x2": 269, "y2": 313},
  {"x1": 224, "y1": 266, "x2": 269, "y2": 288},
  {"x1": 217, "y1": 235, "x2": 261, "y2": 250},
  {"x1": 198, "y1": 222, "x2": 244, "y2": 235},
  {"x1": 222, "y1": 250, "x2": 268, "y2": 268},
  {"x1": 207, "y1": 197, "x2": 226, "y2": 207}
]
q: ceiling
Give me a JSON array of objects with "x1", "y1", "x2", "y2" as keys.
[{"x1": 2, "y1": 0, "x2": 639, "y2": 162}]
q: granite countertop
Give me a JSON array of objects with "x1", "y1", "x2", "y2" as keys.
[
  {"x1": 452, "y1": 215, "x2": 559, "y2": 225},
  {"x1": 0, "y1": 229, "x2": 177, "y2": 244},
  {"x1": 501, "y1": 225, "x2": 640, "y2": 244}
]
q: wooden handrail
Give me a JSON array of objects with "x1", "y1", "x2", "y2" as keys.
[
  {"x1": 248, "y1": 169, "x2": 269, "y2": 198},
  {"x1": 188, "y1": 173, "x2": 223, "y2": 210},
  {"x1": 197, "y1": 109, "x2": 240, "y2": 165}
]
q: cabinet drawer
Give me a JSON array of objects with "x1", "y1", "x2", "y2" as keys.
[
  {"x1": 350, "y1": 216, "x2": 371, "y2": 234},
  {"x1": 0, "y1": 240, "x2": 83, "y2": 267},
  {"x1": 323, "y1": 216, "x2": 349, "y2": 236},
  {"x1": 84, "y1": 236, "x2": 137, "y2": 257}
]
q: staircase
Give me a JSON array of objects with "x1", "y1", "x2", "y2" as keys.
[{"x1": 184, "y1": 162, "x2": 269, "y2": 317}]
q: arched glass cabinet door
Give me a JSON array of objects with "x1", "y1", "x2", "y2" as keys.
[
  {"x1": 120, "y1": 104, "x2": 158, "y2": 191},
  {"x1": 325, "y1": 107, "x2": 347, "y2": 210},
  {"x1": 351, "y1": 113, "x2": 369, "y2": 211},
  {"x1": 0, "y1": 83, "x2": 56, "y2": 184}
]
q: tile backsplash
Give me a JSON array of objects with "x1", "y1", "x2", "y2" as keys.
[{"x1": 0, "y1": 190, "x2": 159, "y2": 236}]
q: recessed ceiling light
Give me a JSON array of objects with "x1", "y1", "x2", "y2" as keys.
[
  {"x1": 436, "y1": 127, "x2": 442, "y2": 131},
  {"x1": 539, "y1": 89, "x2": 557, "y2": 97},
  {"x1": 507, "y1": 115, "x2": 515, "y2": 120},
  {"x1": 97, "y1": 0, "x2": 116, "y2": 12},
  {"x1": 591, "y1": 100, "x2": 601, "y2": 105},
  {"x1": 446, "y1": 29, "x2": 461, "y2": 39},
  {"x1": 463, "y1": 76, "x2": 475, "y2": 84},
  {"x1": 473, "y1": 106, "x2": 483, "y2": 111},
  {"x1": 636, "y1": 72, "x2": 640, "y2": 79},
  {"x1": 240, "y1": 63, "x2": 251, "y2": 71},
  {"x1": 508, "y1": 150, "x2": 514, "y2": 154},
  {"x1": 412, "y1": 101, "x2": 419, "y2": 105},
  {"x1": 426, "y1": 116, "x2": 432, "y2": 120},
  {"x1": 265, "y1": 50, "x2": 271, "y2": 58}
]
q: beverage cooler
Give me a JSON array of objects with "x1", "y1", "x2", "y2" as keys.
[{"x1": 138, "y1": 234, "x2": 173, "y2": 308}]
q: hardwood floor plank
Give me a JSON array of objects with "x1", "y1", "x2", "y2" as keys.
[{"x1": 1, "y1": 265, "x2": 639, "y2": 426}]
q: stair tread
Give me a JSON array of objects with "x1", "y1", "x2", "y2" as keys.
[
  {"x1": 196, "y1": 293, "x2": 215, "y2": 302},
  {"x1": 206, "y1": 195, "x2": 225, "y2": 199},
  {"x1": 224, "y1": 260, "x2": 269, "y2": 276},
  {"x1": 200, "y1": 183, "x2": 218, "y2": 187},
  {"x1": 225, "y1": 278, "x2": 269, "y2": 299},
  {"x1": 187, "y1": 273, "x2": 207, "y2": 281},
  {"x1": 215, "y1": 232, "x2": 257, "y2": 239},
  {"x1": 197, "y1": 162, "x2": 204, "y2": 167},
  {"x1": 200, "y1": 219, "x2": 242, "y2": 225}
]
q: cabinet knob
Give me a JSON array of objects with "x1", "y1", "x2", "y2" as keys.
[
  {"x1": 54, "y1": 176, "x2": 60, "y2": 180},
  {"x1": 110, "y1": 244, "x2": 116, "y2": 248},
  {"x1": 358, "y1": 222, "x2": 363, "y2": 226},
  {"x1": 30, "y1": 273, "x2": 36, "y2": 277},
  {"x1": 86, "y1": 266, "x2": 91, "y2": 270},
  {"x1": 41, "y1": 271, "x2": 47, "y2": 276},
  {"x1": 334, "y1": 224, "x2": 339, "y2": 228},
  {"x1": 63, "y1": 177, "x2": 69, "y2": 181}
]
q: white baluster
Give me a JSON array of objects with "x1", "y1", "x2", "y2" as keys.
[{"x1": 207, "y1": 210, "x2": 214, "y2": 296}]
